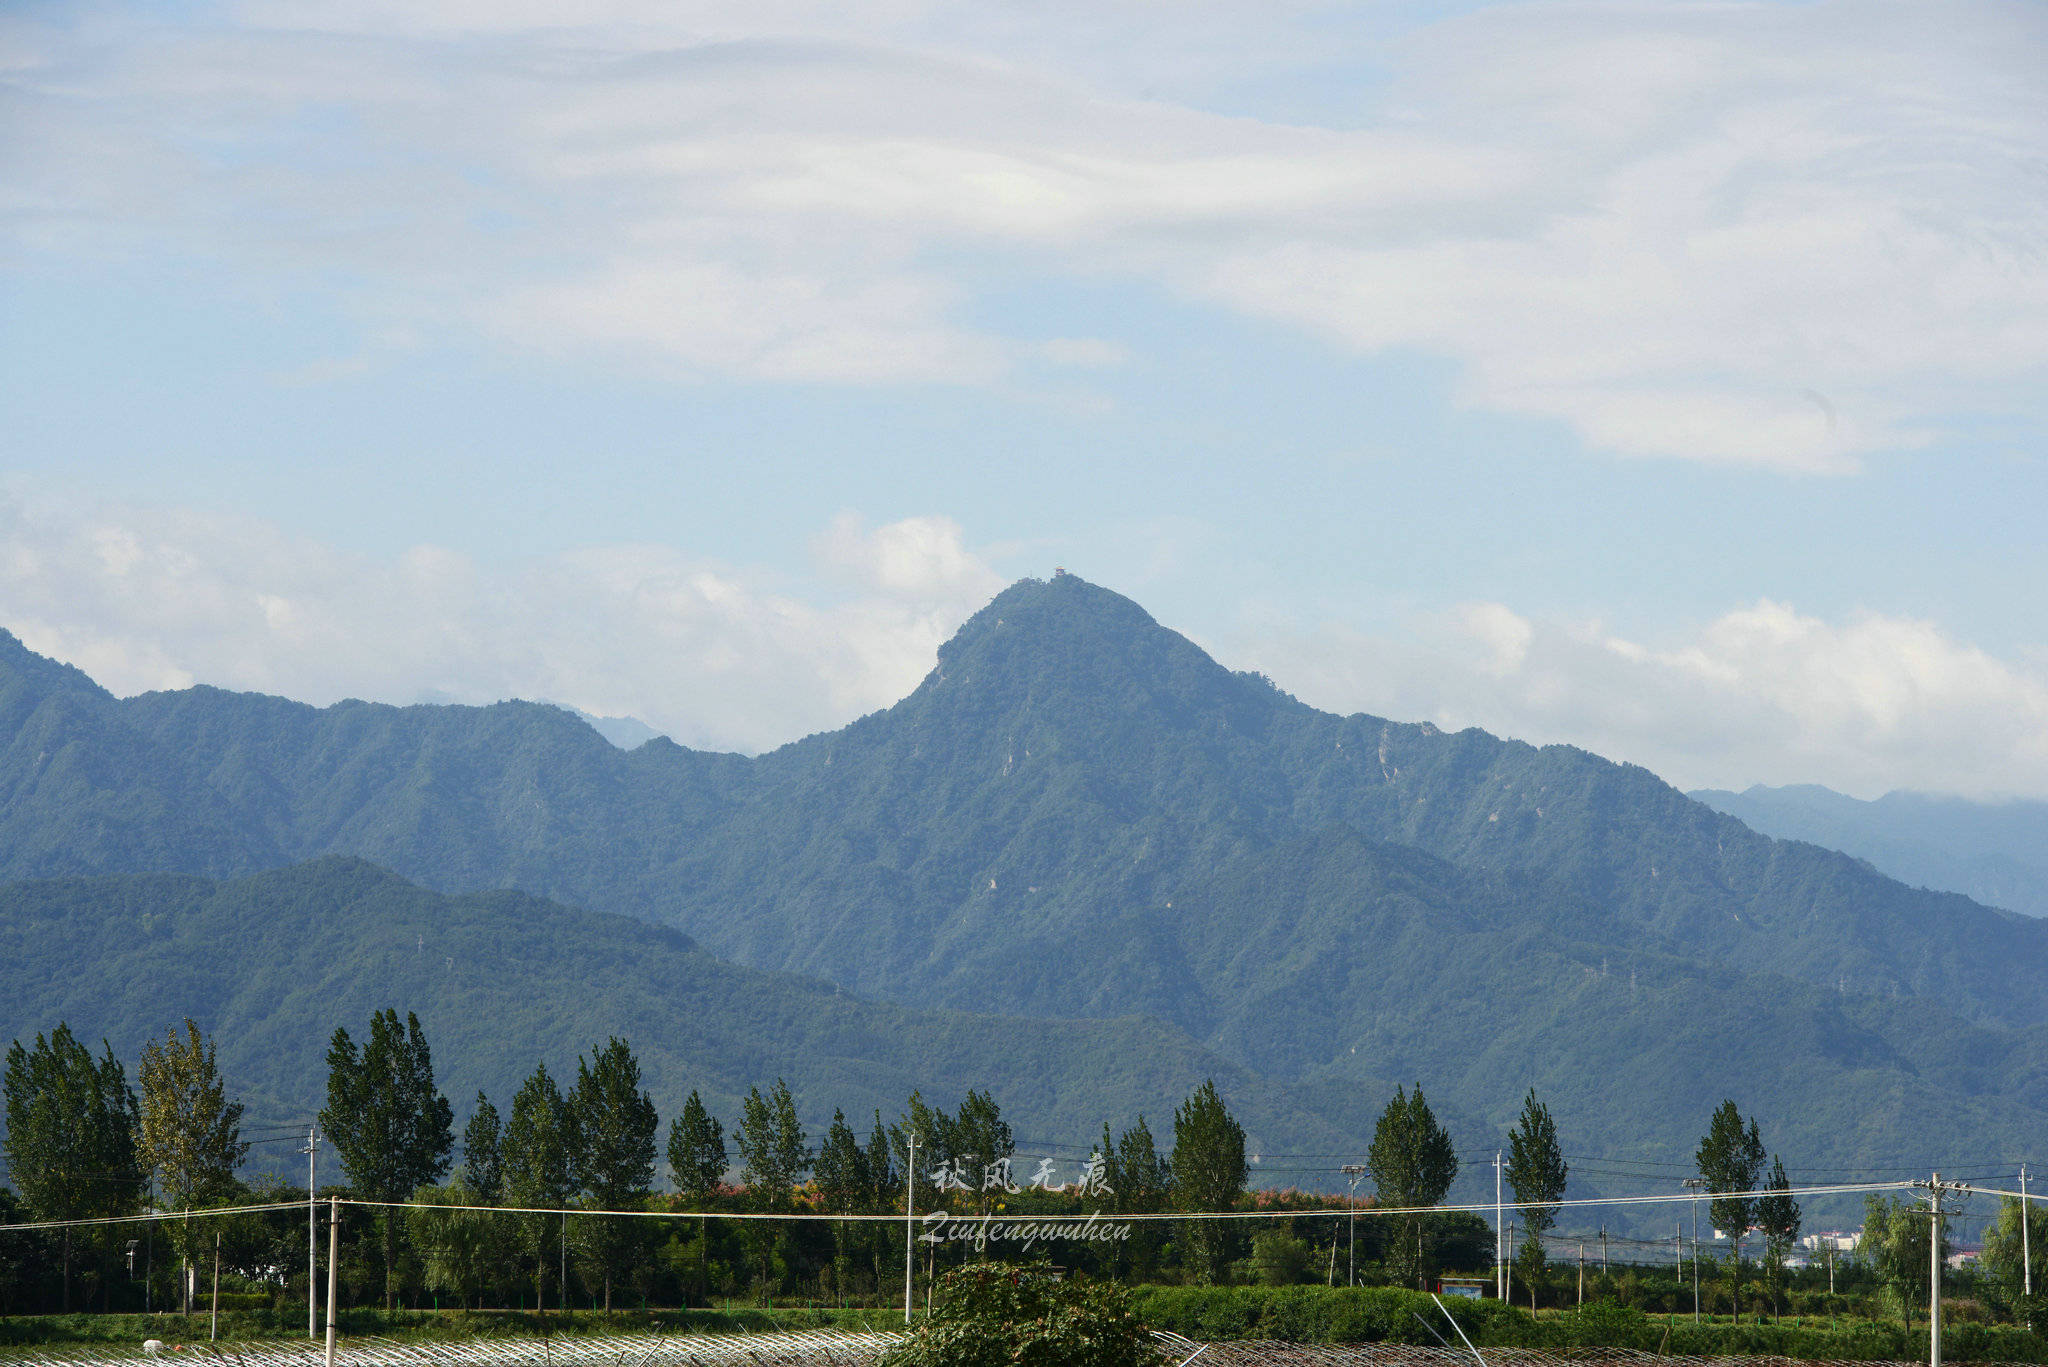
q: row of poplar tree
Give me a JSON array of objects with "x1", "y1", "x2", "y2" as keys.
[{"x1": 5, "y1": 1008, "x2": 1620, "y2": 1315}]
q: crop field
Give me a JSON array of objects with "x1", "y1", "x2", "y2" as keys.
[{"x1": 0, "y1": 1335, "x2": 2025, "y2": 1367}]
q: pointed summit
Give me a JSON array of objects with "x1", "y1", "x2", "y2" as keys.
[{"x1": 921, "y1": 572, "x2": 1280, "y2": 731}]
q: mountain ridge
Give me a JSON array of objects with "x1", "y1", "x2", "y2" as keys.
[{"x1": 3, "y1": 576, "x2": 2046, "y2": 1190}]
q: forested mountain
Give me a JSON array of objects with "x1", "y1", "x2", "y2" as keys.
[
  {"x1": 0, "y1": 857, "x2": 2042, "y2": 1207},
  {"x1": 0, "y1": 857, "x2": 1348, "y2": 1158},
  {"x1": 2, "y1": 573, "x2": 2045, "y2": 1187},
  {"x1": 1693, "y1": 784, "x2": 2048, "y2": 919}
]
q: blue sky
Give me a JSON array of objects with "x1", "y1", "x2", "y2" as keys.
[{"x1": 2, "y1": 0, "x2": 2045, "y2": 797}]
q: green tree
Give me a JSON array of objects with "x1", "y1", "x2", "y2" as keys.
[
  {"x1": 879, "y1": 1262, "x2": 1163, "y2": 1367},
  {"x1": 406, "y1": 1177, "x2": 495, "y2": 1310},
  {"x1": 1864, "y1": 1192, "x2": 1942, "y2": 1330},
  {"x1": 1755, "y1": 1155, "x2": 1801, "y2": 1315},
  {"x1": 462, "y1": 1093, "x2": 503, "y2": 1204},
  {"x1": 815, "y1": 1109, "x2": 869, "y2": 1293},
  {"x1": 736, "y1": 1079, "x2": 807, "y2": 1291},
  {"x1": 1982, "y1": 1194, "x2": 2048, "y2": 1326},
  {"x1": 1694, "y1": 1100, "x2": 1765, "y2": 1320},
  {"x1": 1505, "y1": 1087, "x2": 1567, "y2": 1310},
  {"x1": 137, "y1": 1019, "x2": 249, "y2": 1310},
  {"x1": 1368, "y1": 1083, "x2": 1458, "y2": 1290},
  {"x1": 1102, "y1": 1116, "x2": 1168, "y2": 1279},
  {"x1": 2, "y1": 1024, "x2": 140, "y2": 1310},
  {"x1": 949, "y1": 1089, "x2": 1014, "y2": 1210},
  {"x1": 1252, "y1": 1227, "x2": 1312, "y2": 1285},
  {"x1": 1170, "y1": 1080, "x2": 1246, "y2": 1285},
  {"x1": 666, "y1": 1089, "x2": 726, "y2": 1305},
  {"x1": 320, "y1": 1009, "x2": 455, "y2": 1309},
  {"x1": 502, "y1": 1062, "x2": 576, "y2": 1310},
  {"x1": 567, "y1": 1037, "x2": 657, "y2": 1310}
]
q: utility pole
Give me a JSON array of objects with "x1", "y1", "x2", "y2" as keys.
[
  {"x1": 1684, "y1": 1179, "x2": 1705, "y2": 1321},
  {"x1": 903, "y1": 1131, "x2": 917, "y2": 1324},
  {"x1": 1495, "y1": 1151, "x2": 1505, "y2": 1300},
  {"x1": 1930, "y1": 1174, "x2": 1944, "y2": 1367},
  {"x1": 210, "y1": 1232, "x2": 220, "y2": 1341},
  {"x1": 1505, "y1": 1220, "x2": 1515, "y2": 1306},
  {"x1": 2023, "y1": 1164, "x2": 2033, "y2": 1319},
  {"x1": 1578, "y1": 1240, "x2": 1585, "y2": 1304},
  {"x1": 1918, "y1": 1172, "x2": 1968, "y2": 1367},
  {"x1": 323, "y1": 1198, "x2": 340, "y2": 1367},
  {"x1": 1601, "y1": 1226, "x2": 1609, "y2": 1276},
  {"x1": 304, "y1": 1123, "x2": 318, "y2": 1339},
  {"x1": 1343, "y1": 1165, "x2": 1366, "y2": 1288}
]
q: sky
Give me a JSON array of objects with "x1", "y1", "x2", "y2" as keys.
[{"x1": 2, "y1": 0, "x2": 2045, "y2": 799}]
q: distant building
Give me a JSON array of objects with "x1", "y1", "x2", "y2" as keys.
[{"x1": 1803, "y1": 1230, "x2": 1861, "y2": 1253}]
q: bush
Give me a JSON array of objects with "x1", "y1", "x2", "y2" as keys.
[{"x1": 880, "y1": 1263, "x2": 1163, "y2": 1367}]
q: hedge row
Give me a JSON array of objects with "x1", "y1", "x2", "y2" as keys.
[{"x1": 1130, "y1": 1286, "x2": 2048, "y2": 1362}]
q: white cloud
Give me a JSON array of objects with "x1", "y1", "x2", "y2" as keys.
[
  {"x1": 0, "y1": 494, "x2": 1002, "y2": 753},
  {"x1": 1243, "y1": 598, "x2": 2048, "y2": 800},
  {"x1": 4, "y1": 0, "x2": 2041, "y2": 463}
]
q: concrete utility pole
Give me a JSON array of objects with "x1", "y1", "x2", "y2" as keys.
[
  {"x1": 1505, "y1": 1221, "x2": 1515, "y2": 1306},
  {"x1": 1930, "y1": 1174, "x2": 1944, "y2": 1367},
  {"x1": 2024, "y1": 1165, "x2": 2033, "y2": 1308},
  {"x1": 903, "y1": 1132, "x2": 917, "y2": 1324},
  {"x1": 1578, "y1": 1241, "x2": 1585, "y2": 1304},
  {"x1": 1918, "y1": 1172, "x2": 1968, "y2": 1367},
  {"x1": 1684, "y1": 1179, "x2": 1705, "y2": 1321},
  {"x1": 323, "y1": 1198, "x2": 340, "y2": 1367},
  {"x1": 1495, "y1": 1152, "x2": 1505, "y2": 1300},
  {"x1": 305, "y1": 1123, "x2": 319, "y2": 1340},
  {"x1": 1343, "y1": 1164, "x2": 1366, "y2": 1288}
]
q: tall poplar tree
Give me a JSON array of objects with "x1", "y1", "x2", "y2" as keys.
[
  {"x1": 1695, "y1": 1100, "x2": 1766, "y2": 1320},
  {"x1": 1756, "y1": 1155, "x2": 1801, "y2": 1313},
  {"x1": 138, "y1": 1020, "x2": 249, "y2": 1310},
  {"x1": 666, "y1": 1090, "x2": 726, "y2": 1306},
  {"x1": 1170, "y1": 1080, "x2": 1246, "y2": 1285},
  {"x1": 462, "y1": 1093, "x2": 503, "y2": 1204},
  {"x1": 502, "y1": 1063, "x2": 576, "y2": 1309},
  {"x1": 1368, "y1": 1084, "x2": 1458, "y2": 1290},
  {"x1": 1504, "y1": 1088, "x2": 1567, "y2": 1307},
  {"x1": 3, "y1": 1024, "x2": 140, "y2": 1311},
  {"x1": 320, "y1": 1009, "x2": 454, "y2": 1309},
  {"x1": 736, "y1": 1079, "x2": 807, "y2": 1290},
  {"x1": 569, "y1": 1037, "x2": 658, "y2": 1310}
]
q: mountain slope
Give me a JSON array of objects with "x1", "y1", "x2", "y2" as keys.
[
  {"x1": 1693, "y1": 784, "x2": 2048, "y2": 919},
  {"x1": 0, "y1": 857, "x2": 1350, "y2": 1160},
  {"x1": 2, "y1": 576, "x2": 2047, "y2": 1176},
  {"x1": 1, "y1": 856, "x2": 2040, "y2": 1215}
]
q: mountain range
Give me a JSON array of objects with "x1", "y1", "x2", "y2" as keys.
[
  {"x1": 1692, "y1": 784, "x2": 2048, "y2": 920},
  {"x1": 2, "y1": 573, "x2": 2042, "y2": 1216}
]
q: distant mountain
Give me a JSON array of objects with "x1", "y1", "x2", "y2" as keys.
[
  {"x1": 1692, "y1": 784, "x2": 2048, "y2": 919},
  {"x1": 0, "y1": 857, "x2": 1350, "y2": 1162},
  {"x1": 1, "y1": 857, "x2": 2040, "y2": 1212},
  {"x1": 554, "y1": 703, "x2": 667, "y2": 751},
  {"x1": 2, "y1": 574, "x2": 2045, "y2": 1192}
]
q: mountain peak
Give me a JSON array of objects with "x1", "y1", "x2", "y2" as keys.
[
  {"x1": 940, "y1": 572, "x2": 1162, "y2": 658},
  {"x1": 922, "y1": 573, "x2": 1271, "y2": 725},
  {"x1": 0, "y1": 628, "x2": 116, "y2": 707}
]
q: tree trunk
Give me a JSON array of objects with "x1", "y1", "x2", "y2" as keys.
[{"x1": 62, "y1": 1228, "x2": 72, "y2": 1312}]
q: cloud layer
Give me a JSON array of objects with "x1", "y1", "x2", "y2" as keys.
[
  {"x1": 5, "y1": 491, "x2": 2044, "y2": 796},
  {"x1": 5, "y1": 0, "x2": 2043, "y2": 468},
  {"x1": 1243, "y1": 598, "x2": 2048, "y2": 800},
  {"x1": 0, "y1": 494, "x2": 1000, "y2": 754}
]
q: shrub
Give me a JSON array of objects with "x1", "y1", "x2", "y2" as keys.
[{"x1": 880, "y1": 1262, "x2": 1163, "y2": 1367}]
